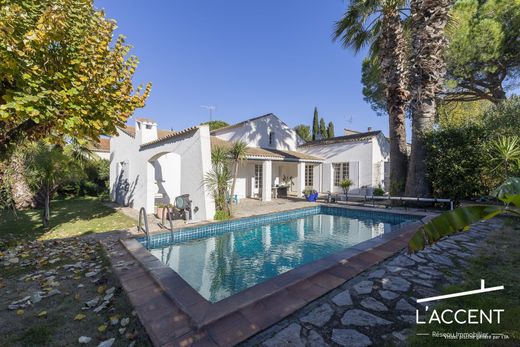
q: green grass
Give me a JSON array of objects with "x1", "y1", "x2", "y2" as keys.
[
  {"x1": 409, "y1": 219, "x2": 520, "y2": 346},
  {"x1": 0, "y1": 197, "x2": 135, "y2": 241}
]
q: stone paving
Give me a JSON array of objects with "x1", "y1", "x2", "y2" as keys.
[{"x1": 241, "y1": 219, "x2": 502, "y2": 347}]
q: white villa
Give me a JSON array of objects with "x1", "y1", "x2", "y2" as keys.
[{"x1": 103, "y1": 114, "x2": 389, "y2": 221}]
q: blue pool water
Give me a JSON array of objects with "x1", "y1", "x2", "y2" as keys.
[{"x1": 140, "y1": 207, "x2": 418, "y2": 302}]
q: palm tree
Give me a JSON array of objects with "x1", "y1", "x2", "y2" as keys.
[
  {"x1": 24, "y1": 143, "x2": 81, "y2": 227},
  {"x1": 204, "y1": 146, "x2": 231, "y2": 214},
  {"x1": 489, "y1": 136, "x2": 520, "y2": 179},
  {"x1": 228, "y1": 141, "x2": 248, "y2": 213},
  {"x1": 405, "y1": 0, "x2": 451, "y2": 197},
  {"x1": 335, "y1": 0, "x2": 410, "y2": 195}
]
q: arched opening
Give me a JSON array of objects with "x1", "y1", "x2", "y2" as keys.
[{"x1": 145, "y1": 152, "x2": 181, "y2": 212}]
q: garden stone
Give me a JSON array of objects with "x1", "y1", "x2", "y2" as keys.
[
  {"x1": 399, "y1": 315, "x2": 416, "y2": 324},
  {"x1": 395, "y1": 299, "x2": 416, "y2": 312},
  {"x1": 300, "y1": 304, "x2": 334, "y2": 327},
  {"x1": 414, "y1": 287, "x2": 439, "y2": 299},
  {"x1": 47, "y1": 289, "x2": 62, "y2": 297},
  {"x1": 417, "y1": 266, "x2": 443, "y2": 277},
  {"x1": 353, "y1": 280, "x2": 373, "y2": 295},
  {"x1": 307, "y1": 330, "x2": 329, "y2": 347},
  {"x1": 332, "y1": 329, "x2": 372, "y2": 347},
  {"x1": 262, "y1": 323, "x2": 304, "y2": 347},
  {"x1": 388, "y1": 255, "x2": 415, "y2": 267},
  {"x1": 78, "y1": 336, "x2": 92, "y2": 344},
  {"x1": 427, "y1": 253, "x2": 454, "y2": 267},
  {"x1": 360, "y1": 297, "x2": 388, "y2": 312},
  {"x1": 410, "y1": 278, "x2": 434, "y2": 288},
  {"x1": 97, "y1": 338, "x2": 115, "y2": 347},
  {"x1": 379, "y1": 290, "x2": 399, "y2": 301},
  {"x1": 392, "y1": 329, "x2": 411, "y2": 342},
  {"x1": 386, "y1": 265, "x2": 405, "y2": 273},
  {"x1": 332, "y1": 291, "x2": 352, "y2": 307},
  {"x1": 341, "y1": 309, "x2": 392, "y2": 327},
  {"x1": 368, "y1": 269, "x2": 386, "y2": 279},
  {"x1": 410, "y1": 254, "x2": 428, "y2": 263},
  {"x1": 382, "y1": 276, "x2": 410, "y2": 292}
]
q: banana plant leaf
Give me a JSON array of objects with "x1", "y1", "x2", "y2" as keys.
[
  {"x1": 408, "y1": 205, "x2": 505, "y2": 252},
  {"x1": 408, "y1": 191, "x2": 520, "y2": 253},
  {"x1": 492, "y1": 177, "x2": 520, "y2": 199}
]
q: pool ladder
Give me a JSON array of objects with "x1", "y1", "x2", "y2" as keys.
[
  {"x1": 138, "y1": 207, "x2": 150, "y2": 245},
  {"x1": 159, "y1": 206, "x2": 174, "y2": 231}
]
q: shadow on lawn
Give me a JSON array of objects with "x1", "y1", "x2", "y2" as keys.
[{"x1": 0, "y1": 197, "x2": 135, "y2": 241}]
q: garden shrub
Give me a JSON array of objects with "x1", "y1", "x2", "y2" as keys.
[
  {"x1": 425, "y1": 125, "x2": 494, "y2": 201},
  {"x1": 214, "y1": 210, "x2": 231, "y2": 221},
  {"x1": 58, "y1": 159, "x2": 109, "y2": 198}
]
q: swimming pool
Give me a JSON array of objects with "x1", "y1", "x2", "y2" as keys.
[{"x1": 139, "y1": 206, "x2": 419, "y2": 302}]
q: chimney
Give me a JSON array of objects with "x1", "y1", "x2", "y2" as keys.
[
  {"x1": 135, "y1": 118, "x2": 158, "y2": 144},
  {"x1": 367, "y1": 127, "x2": 372, "y2": 132}
]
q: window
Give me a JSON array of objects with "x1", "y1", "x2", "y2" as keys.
[
  {"x1": 269, "y1": 131, "x2": 274, "y2": 146},
  {"x1": 305, "y1": 164, "x2": 314, "y2": 187},
  {"x1": 254, "y1": 164, "x2": 263, "y2": 189},
  {"x1": 333, "y1": 162, "x2": 350, "y2": 186}
]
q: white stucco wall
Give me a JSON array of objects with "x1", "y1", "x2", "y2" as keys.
[
  {"x1": 109, "y1": 124, "x2": 215, "y2": 221},
  {"x1": 212, "y1": 114, "x2": 304, "y2": 150},
  {"x1": 298, "y1": 139, "x2": 380, "y2": 194}
]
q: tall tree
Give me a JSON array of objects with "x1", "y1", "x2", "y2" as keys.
[
  {"x1": 335, "y1": 0, "x2": 410, "y2": 195},
  {"x1": 442, "y1": 0, "x2": 520, "y2": 104},
  {"x1": 312, "y1": 107, "x2": 319, "y2": 141},
  {"x1": 294, "y1": 124, "x2": 311, "y2": 142},
  {"x1": 405, "y1": 0, "x2": 451, "y2": 197},
  {"x1": 327, "y1": 122, "x2": 335, "y2": 138},
  {"x1": 201, "y1": 120, "x2": 229, "y2": 131},
  {"x1": 0, "y1": 0, "x2": 150, "y2": 157},
  {"x1": 319, "y1": 118, "x2": 327, "y2": 139}
]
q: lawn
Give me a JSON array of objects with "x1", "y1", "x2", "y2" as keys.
[
  {"x1": 0, "y1": 197, "x2": 136, "y2": 241},
  {"x1": 409, "y1": 218, "x2": 520, "y2": 346},
  {"x1": 0, "y1": 198, "x2": 150, "y2": 346}
]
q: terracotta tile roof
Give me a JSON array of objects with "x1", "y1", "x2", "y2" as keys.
[
  {"x1": 119, "y1": 125, "x2": 136, "y2": 137},
  {"x1": 88, "y1": 138, "x2": 110, "y2": 152},
  {"x1": 210, "y1": 137, "x2": 322, "y2": 162},
  {"x1": 298, "y1": 131, "x2": 382, "y2": 148},
  {"x1": 140, "y1": 126, "x2": 200, "y2": 148}
]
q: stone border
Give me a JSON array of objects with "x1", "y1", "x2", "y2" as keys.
[{"x1": 112, "y1": 205, "x2": 433, "y2": 346}]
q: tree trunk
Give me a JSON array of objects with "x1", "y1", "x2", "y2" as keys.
[
  {"x1": 43, "y1": 186, "x2": 50, "y2": 228},
  {"x1": 405, "y1": 0, "x2": 451, "y2": 197},
  {"x1": 9, "y1": 154, "x2": 35, "y2": 209},
  {"x1": 228, "y1": 161, "x2": 239, "y2": 214},
  {"x1": 380, "y1": 7, "x2": 410, "y2": 196}
]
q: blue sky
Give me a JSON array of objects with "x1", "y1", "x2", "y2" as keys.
[{"x1": 94, "y1": 0, "x2": 391, "y2": 136}]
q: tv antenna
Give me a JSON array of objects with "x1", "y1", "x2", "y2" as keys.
[
  {"x1": 345, "y1": 115, "x2": 353, "y2": 127},
  {"x1": 200, "y1": 105, "x2": 216, "y2": 122}
]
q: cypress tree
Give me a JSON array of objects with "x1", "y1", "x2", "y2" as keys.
[
  {"x1": 319, "y1": 118, "x2": 327, "y2": 139},
  {"x1": 312, "y1": 107, "x2": 319, "y2": 141},
  {"x1": 327, "y1": 122, "x2": 335, "y2": 138}
]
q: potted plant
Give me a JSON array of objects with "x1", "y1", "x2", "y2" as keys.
[
  {"x1": 303, "y1": 188, "x2": 318, "y2": 202},
  {"x1": 340, "y1": 179, "x2": 353, "y2": 199}
]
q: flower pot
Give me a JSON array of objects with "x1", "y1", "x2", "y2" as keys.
[{"x1": 305, "y1": 193, "x2": 318, "y2": 202}]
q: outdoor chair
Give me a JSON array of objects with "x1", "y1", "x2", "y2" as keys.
[{"x1": 226, "y1": 192, "x2": 239, "y2": 205}]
